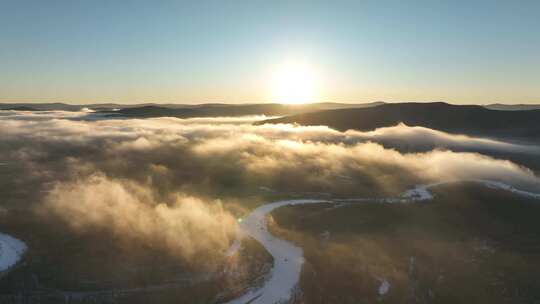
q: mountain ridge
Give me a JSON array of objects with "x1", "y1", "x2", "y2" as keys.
[{"x1": 258, "y1": 102, "x2": 540, "y2": 140}]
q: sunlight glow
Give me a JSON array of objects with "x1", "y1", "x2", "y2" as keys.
[{"x1": 271, "y1": 62, "x2": 319, "y2": 104}]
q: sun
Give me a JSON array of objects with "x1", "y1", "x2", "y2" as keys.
[{"x1": 270, "y1": 62, "x2": 319, "y2": 104}]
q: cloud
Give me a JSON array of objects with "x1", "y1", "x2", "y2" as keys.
[
  {"x1": 1, "y1": 109, "x2": 540, "y2": 262},
  {"x1": 344, "y1": 123, "x2": 540, "y2": 154},
  {"x1": 1, "y1": 111, "x2": 539, "y2": 194},
  {"x1": 41, "y1": 174, "x2": 239, "y2": 266}
]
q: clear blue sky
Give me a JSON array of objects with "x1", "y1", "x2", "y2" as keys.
[{"x1": 1, "y1": 0, "x2": 539, "y2": 104}]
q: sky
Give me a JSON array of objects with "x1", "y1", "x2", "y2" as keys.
[{"x1": 1, "y1": 0, "x2": 539, "y2": 105}]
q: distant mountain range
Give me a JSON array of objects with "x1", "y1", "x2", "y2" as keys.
[
  {"x1": 0, "y1": 102, "x2": 384, "y2": 117},
  {"x1": 0, "y1": 102, "x2": 83, "y2": 111},
  {"x1": 111, "y1": 102, "x2": 385, "y2": 118},
  {"x1": 2, "y1": 101, "x2": 539, "y2": 112},
  {"x1": 260, "y1": 102, "x2": 540, "y2": 140},
  {"x1": 1, "y1": 106, "x2": 45, "y2": 111}
]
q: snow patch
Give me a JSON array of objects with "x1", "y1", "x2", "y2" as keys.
[
  {"x1": 378, "y1": 279, "x2": 391, "y2": 296},
  {"x1": 475, "y1": 179, "x2": 540, "y2": 199},
  {"x1": 0, "y1": 233, "x2": 27, "y2": 272},
  {"x1": 257, "y1": 186, "x2": 275, "y2": 193}
]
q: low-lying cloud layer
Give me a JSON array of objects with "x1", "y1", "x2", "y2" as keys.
[
  {"x1": 1, "y1": 110, "x2": 540, "y2": 261},
  {"x1": 43, "y1": 174, "x2": 237, "y2": 261}
]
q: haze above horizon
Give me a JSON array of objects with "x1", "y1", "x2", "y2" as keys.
[{"x1": 1, "y1": 0, "x2": 539, "y2": 105}]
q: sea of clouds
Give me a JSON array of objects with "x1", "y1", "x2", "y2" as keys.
[{"x1": 1, "y1": 109, "x2": 539, "y2": 263}]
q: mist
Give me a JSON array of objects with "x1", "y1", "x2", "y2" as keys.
[
  {"x1": 42, "y1": 174, "x2": 238, "y2": 263},
  {"x1": 1, "y1": 110, "x2": 540, "y2": 263}
]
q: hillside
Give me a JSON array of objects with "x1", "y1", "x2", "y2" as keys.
[{"x1": 259, "y1": 102, "x2": 540, "y2": 140}]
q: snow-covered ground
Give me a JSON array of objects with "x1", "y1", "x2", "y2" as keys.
[
  {"x1": 225, "y1": 180, "x2": 540, "y2": 304},
  {"x1": 0, "y1": 233, "x2": 27, "y2": 273}
]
